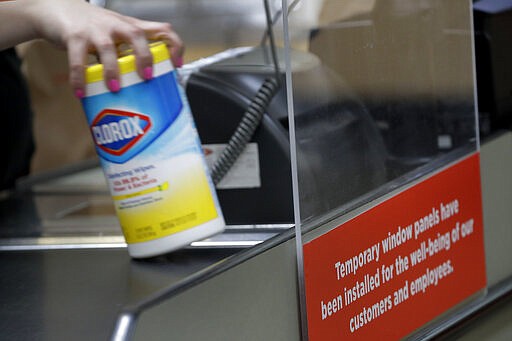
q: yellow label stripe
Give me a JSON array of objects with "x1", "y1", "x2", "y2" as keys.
[{"x1": 113, "y1": 181, "x2": 169, "y2": 201}]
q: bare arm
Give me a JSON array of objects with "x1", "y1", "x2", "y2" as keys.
[{"x1": 0, "y1": 1, "x2": 40, "y2": 49}]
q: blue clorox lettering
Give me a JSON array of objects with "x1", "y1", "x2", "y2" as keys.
[
  {"x1": 83, "y1": 71, "x2": 183, "y2": 164},
  {"x1": 91, "y1": 109, "x2": 151, "y2": 156}
]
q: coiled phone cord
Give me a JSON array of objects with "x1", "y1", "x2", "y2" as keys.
[
  {"x1": 210, "y1": 77, "x2": 279, "y2": 185},
  {"x1": 210, "y1": 0, "x2": 281, "y2": 185}
]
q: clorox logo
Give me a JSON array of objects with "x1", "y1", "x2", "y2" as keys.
[
  {"x1": 84, "y1": 74, "x2": 184, "y2": 164},
  {"x1": 91, "y1": 109, "x2": 152, "y2": 157}
]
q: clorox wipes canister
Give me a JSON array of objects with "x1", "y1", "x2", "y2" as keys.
[{"x1": 81, "y1": 42, "x2": 225, "y2": 258}]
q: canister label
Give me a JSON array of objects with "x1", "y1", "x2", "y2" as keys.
[{"x1": 82, "y1": 69, "x2": 219, "y2": 244}]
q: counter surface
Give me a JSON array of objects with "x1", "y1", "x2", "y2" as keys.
[{"x1": 0, "y1": 247, "x2": 237, "y2": 341}]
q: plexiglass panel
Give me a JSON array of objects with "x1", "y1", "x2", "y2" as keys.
[
  {"x1": 287, "y1": 0, "x2": 477, "y2": 226},
  {"x1": 289, "y1": 1, "x2": 482, "y2": 339}
]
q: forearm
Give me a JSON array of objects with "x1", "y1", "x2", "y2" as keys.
[{"x1": 0, "y1": 1, "x2": 40, "y2": 50}]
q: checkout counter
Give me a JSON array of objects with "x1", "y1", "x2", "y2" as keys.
[{"x1": 1, "y1": 0, "x2": 512, "y2": 340}]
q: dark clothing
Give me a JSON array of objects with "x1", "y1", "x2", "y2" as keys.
[{"x1": 0, "y1": 48, "x2": 35, "y2": 190}]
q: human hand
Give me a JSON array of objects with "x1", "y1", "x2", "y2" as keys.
[{"x1": 21, "y1": 0, "x2": 184, "y2": 98}]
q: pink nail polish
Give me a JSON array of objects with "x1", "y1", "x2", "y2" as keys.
[
  {"x1": 174, "y1": 57, "x2": 183, "y2": 68},
  {"x1": 108, "y1": 79, "x2": 120, "y2": 92},
  {"x1": 74, "y1": 88, "x2": 85, "y2": 99},
  {"x1": 143, "y1": 66, "x2": 153, "y2": 80}
]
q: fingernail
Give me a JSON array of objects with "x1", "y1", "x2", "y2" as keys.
[
  {"x1": 74, "y1": 88, "x2": 85, "y2": 99},
  {"x1": 108, "y1": 79, "x2": 120, "y2": 92},
  {"x1": 174, "y1": 57, "x2": 183, "y2": 68},
  {"x1": 143, "y1": 66, "x2": 153, "y2": 80}
]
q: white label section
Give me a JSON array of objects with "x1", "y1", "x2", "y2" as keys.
[{"x1": 203, "y1": 143, "x2": 261, "y2": 189}]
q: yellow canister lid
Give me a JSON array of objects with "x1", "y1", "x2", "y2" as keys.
[{"x1": 85, "y1": 41, "x2": 170, "y2": 84}]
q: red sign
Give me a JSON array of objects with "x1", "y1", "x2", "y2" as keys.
[{"x1": 304, "y1": 153, "x2": 486, "y2": 340}]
